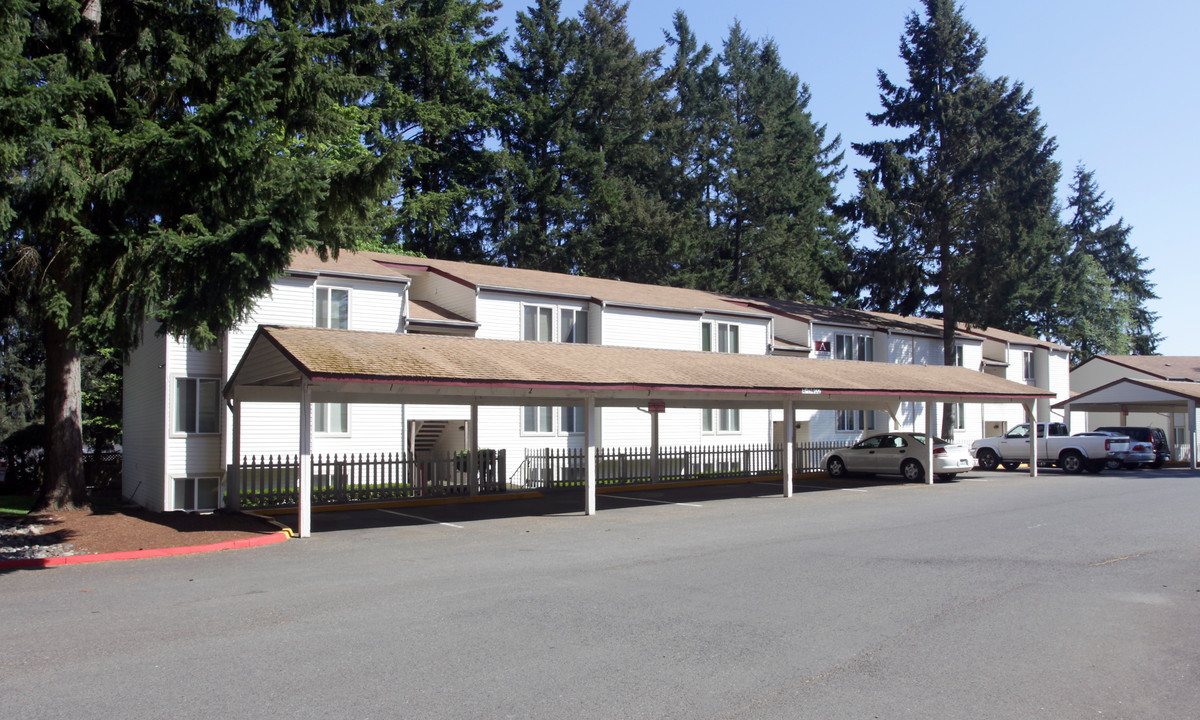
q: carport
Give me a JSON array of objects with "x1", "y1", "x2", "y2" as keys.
[
  {"x1": 225, "y1": 325, "x2": 1054, "y2": 536},
  {"x1": 1054, "y1": 378, "x2": 1198, "y2": 470}
]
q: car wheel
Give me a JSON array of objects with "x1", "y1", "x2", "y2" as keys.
[
  {"x1": 901, "y1": 458, "x2": 924, "y2": 483},
  {"x1": 1001, "y1": 462, "x2": 1021, "y2": 471},
  {"x1": 1105, "y1": 458, "x2": 1121, "y2": 470},
  {"x1": 976, "y1": 448, "x2": 1000, "y2": 471},
  {"x1": 827, "y1": 456, "x2": 847, "y2": 479},
  {"x1": 1151, "y1": 459, "x2": 1165, "y2": 469},
  {"x1": 1059, "y1": 450, "x2": 1085, "y2": 474}
]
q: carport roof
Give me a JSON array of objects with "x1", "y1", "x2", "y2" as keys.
[{"x1": 226, "y1": 325, "x2": 1053, "y2": 409}]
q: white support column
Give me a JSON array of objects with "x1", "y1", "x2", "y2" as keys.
[
  {"x1": 585, "y1": 396, "x2": 597, "y2": 516},
  {"x1": 468, "y1": 403, "x2": 479, "y2": 496},
  {"x1": 1189, "y1": 400, "x2": 1197, "y2": 471},
  {"x1": 299, "y1": 380, "x2": 313, "y2": 538},
  {"x1": 228, "y1": 400, "x2": 241, "y2": 511},
  {"x1": 783, "y1": 398, "x2": 795, "y2": 497},
  {"x1": 923, "y1": 400, "x2": 935, "y2": 485},
  {"x1": 1024, "y1": 401, "x2": 1039, "y2": 478},
  {"x1": 650, "y1": 410, "x2": 661, "y2": 484}
]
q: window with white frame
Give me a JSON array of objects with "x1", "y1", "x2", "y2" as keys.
[
  {"x1": 702, "y1": 408, "x2": 741, "y2": 433},
  {"x1": 314, "y1": 402, "x2": 348, "y2": 434},
  {"x1": 315, "y1": 287, "x2": 349, "y2": 329},
  {"x1": 835, "y1": 333, "x2": 873, "y2": 361},
  {"x1": 522, "y1": 305, "x2": 553, "y2": 342},
  {"x1": 522, "y1": 304, "x2": 589, "y2": 344},
  {"x1": 1021, "y1": 351, "x2": 1034, "y2": 381},
  {"x1": 560, "y1": 308, "x2": 588, "y2": 343},
  {"x1": 954, "y1": 344, "x2": 965, "y2": 367},
  {"x1": 702, "y1": 321, "x2": 739, "y2": 353},
  {"x1": 523, "y1": 405, "x2": 554, "y2": 434},
  {"x1": 951, "y1": 402, "x2": 966, "y2": 431},
  {"x1": 835, "y1": 409, "x2": 875, "y2": 433},
  {"x1": 560, "y1": 406, "x2": 585, "y2": 434},
  {"x1": 174, "y1": 477, "x2": 220, "y2": 511},
  {"x1": 174, "y1": 378, "x2": 220, "y2": 434},
  {"x1": 523, "y1": 406, "x2": 584, "y2": 435}
]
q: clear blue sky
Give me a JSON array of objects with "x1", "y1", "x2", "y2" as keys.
[{"x1": 503, "y1": 0, "x2": 1199, "y2": 356}]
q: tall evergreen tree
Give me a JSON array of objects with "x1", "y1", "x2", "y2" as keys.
[
  {"x1": 564, "y1": 0, "x2": 676, "y2": 283},
  {"x1": 1, "y1": 0, "x2": 406, "y2": 509},
  {"x1": 706, "y1": 24, "x2": 848, "y2": 302},
  {"x1": 1063, "y1": 165, "x2": 1160, "y2": 354},
  {"x1": 851, "y1": 0, "x2": 1060, "y2": 437},
  {"x1": 377, "y1": 0, "x2": 505, "y2": 261},
  {"x1": 491, "y1": 0, "x2": 580, "y2": 271}
]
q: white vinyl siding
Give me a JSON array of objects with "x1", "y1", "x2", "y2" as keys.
[{"x1": 122, "y1": 332, "x2": 168, "y2": 511}]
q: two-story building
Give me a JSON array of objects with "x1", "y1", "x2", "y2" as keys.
[{"x1": 123, "y1": 250, "x2": 1072, "y2": 512}]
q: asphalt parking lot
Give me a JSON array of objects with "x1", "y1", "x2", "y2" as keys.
[{"x1": 4, "y1": 467, "x2": 1198, "y2": 719}]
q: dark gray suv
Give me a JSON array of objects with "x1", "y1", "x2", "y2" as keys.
[{"x1": 1095, "y1": 426, "x2": 1170, "y2": 468}]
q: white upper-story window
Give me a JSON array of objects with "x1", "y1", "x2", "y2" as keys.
[
  {"x1": 835, "y1": 333, "x2": 873, "y2": 361},
  {"x1": 315, "y1": 287, "x2": 350, "y2": 329},
  {"x1": 521, "y1": 303, "x2": 589, "y2": 434},
  {"x1": 954, "y1": 344, "x2": 965, "y2": 367},
  {"x1": 174, "y1": 377, "x2": 220, "y2": 434},
  {"x1": 315, "y1": 286, "x2": 350, "y2": 431},
  {"x1": 702, "y1": 321, "x2": 739, "y2": 353},
  {"x1": 1021, "y1": 350, "x2": 1034, "y2": 381},
  {"x1": 522, "y1": 303, "x2": 588, "y2": 343}
]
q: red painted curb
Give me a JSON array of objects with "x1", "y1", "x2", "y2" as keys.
[{"x1": 0, "y1": 530, "x2": 291, "y2": 570}]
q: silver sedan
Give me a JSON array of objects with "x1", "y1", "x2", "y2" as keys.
[{"x1": 822, "y1": 432, "x2": 974, "y2": 482}]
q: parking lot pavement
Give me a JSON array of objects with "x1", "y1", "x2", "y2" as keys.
[{"x1": 4, "y1": 467, "x2": 1199, "y2": 719}]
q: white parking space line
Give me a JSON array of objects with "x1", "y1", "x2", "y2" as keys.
[
  {"x1": 957, "y1": 477, "x2": 989, "y2": 482},
  {"x1": 792, "y1": 483, "x2": 869, "y2": 493},
  {"x1": 604, "y1": 494, "x2": 703, "y2": 508},
  {"x1": 377, "y1": 509, "x2": 464, "y2": 528}
]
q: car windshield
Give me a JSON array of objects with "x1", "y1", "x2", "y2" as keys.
[{"x1": 909, "y1": 434, "x2": 950, "y2": 446}]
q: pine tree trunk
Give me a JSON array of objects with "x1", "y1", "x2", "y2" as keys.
[
  {"x1": 35, "y1": 273, "x2": 88, "y2": 511},
  {"x1": 939, "y1": 234, "x2": 956, "y2": 441}
]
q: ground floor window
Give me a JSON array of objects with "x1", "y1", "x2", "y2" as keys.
[
  {"x1": 952, "y1": 402, "x2": 966, "y2": 431},
  {"x1": 703, "y1": 408, "x2": 741, "y2": 433},
  {"x1": 523, "y1": 406, "x2": 554, "y2": 434},
  {"x1": 314, "y1": 402, "x2": 348, "y2": 434},
  {"x1": 836, "y1": 409, "x2": 875, "y2": 433},
  {"x1": 174, "y1": 477, "x2": 220, "y2": 511}
]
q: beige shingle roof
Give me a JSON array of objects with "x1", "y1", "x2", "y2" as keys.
[
  {"x1": 234, "y1": 325, "x2": 1051, "y2": 403},
  {"x1": 1084, "y1": 355, "x2": 1200, "y2": 381},
  {"x1": 288, "y1": 249, "x2": 411, "y2": 281},
  {"x1": 368, "y1": 254, "x2": 769, "y2": 318}
]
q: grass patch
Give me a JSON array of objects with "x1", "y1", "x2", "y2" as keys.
[{"x1": 0, "y1": 494, "x2": 35, "y2": 516}]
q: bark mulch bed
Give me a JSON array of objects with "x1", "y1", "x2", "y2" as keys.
[{"x1": 1, "y1": 507, "x2": 285, "y2": 561}]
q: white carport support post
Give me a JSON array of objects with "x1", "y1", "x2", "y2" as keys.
[
  {"x1": 923, "y1": 401, "x2": 935, "y2": 485},
  {"x1": 299, "y1": 379, "x2": 313, "y2": 538},
  {"x1": 651, "y1": 410, "x2": 661, "y2": 484},
  {"x1": 585, "y1": 396, "x2": 597, "y2": 516},
  {"x1": 228, "y1": 400, "x2": 241, "y2": 511},
  {"x1": 1189, "y1": 400, "x2": 1197, "y2": 471},
  {"x1": 468, "y1": 403, "x2": 479, "y2": 496},
  {"x1": 1024, "y1": 401, "x2": 1038, "y2": 478},
  {"x1": 783, "y1": 398, "x2": 794, "y2": 498}
]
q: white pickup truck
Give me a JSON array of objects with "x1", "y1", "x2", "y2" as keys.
[{"x1": 970, "y1": 422, "x2": 1129, "y2": 474}]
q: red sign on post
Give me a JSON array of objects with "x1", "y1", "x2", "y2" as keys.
[{"x1": 647, "y1": 400, "x2": 666, "y2": 414}]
